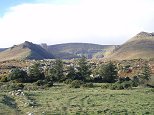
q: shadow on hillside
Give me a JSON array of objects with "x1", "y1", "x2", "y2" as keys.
[
  {"x1": 24, "y1": 92, "x2": 40, "y2": 107},
  {"x1": 2, "y1": 95, "x2": 17, "y2": 109}
]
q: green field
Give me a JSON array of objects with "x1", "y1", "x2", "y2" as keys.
[{"x1": 0, "y1": 84, "x2": 154, "y2": 115}]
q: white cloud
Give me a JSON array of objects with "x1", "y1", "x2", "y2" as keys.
[{"x1": 0, "y1": 0, "x2": 154, "y2": 47}]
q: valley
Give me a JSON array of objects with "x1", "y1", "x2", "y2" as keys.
[{"x1": 0, "y1": 32, "x2": 154, "y2": 115}]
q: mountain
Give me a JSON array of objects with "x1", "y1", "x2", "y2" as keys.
[
  {"x1": 109, "y1": 32, "x2": 154, "y2": 60},
  {"x1": 0, "y1": 48, "x2": 7, "y2": 52},
  {"x1": 46, "y1": 43, "x2": 117, "y2": 59},
  {"x1": 0, "y1": 41, "x2": 54, "y2": 61}
]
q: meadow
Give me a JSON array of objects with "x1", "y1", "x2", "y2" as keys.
[{"x1": 0, "y1": 83, "x2": 154, "y2": 115}]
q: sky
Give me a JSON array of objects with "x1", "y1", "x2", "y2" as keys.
[{"x1": 0, "y1": 0, "x2": 154, "y2": 48}]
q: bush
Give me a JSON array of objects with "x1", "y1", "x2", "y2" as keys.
[
  {"x1": 150, "y1": 89, "x2": 154, "y2": 92},
  {"x1": 121, "y1": 81, "x2": 132, "y2": 89},
  {"x1": 9, "y1": 83, "x2": 24, "y2": 90},
  {"x1": 131, "y1": 81, "x2": 139, "y2": 87},
  {"x1": 101, "y1": 84, "x2": 111, "y2": 89},
  {"x1": 70, "y1": 80, "x2": 83, "y2": 88},
  {"x1": 109, "y1": 81, "x2": 132, "y2": 90},
  {"x1": 115, "y1": 83, "x2": 124, "y2": 90},
  {"x1": 36, "y1": 80, "x2": 45, "y2": 86},
  {"x1": 36, "y1": 80, "x2": 53, "y2": 87},
  {"x1": 8, "y1": 68, "x2": 28, "y2": 83},
  {"x1": 82, "y1": 82, "x2": 94, "y2": 88},
  {"x1": 109, "y1": 83, "x2": 124, "y2": 90},
  {"x1": 46, "y1": 81, "x2": 53, "y2": 87}
]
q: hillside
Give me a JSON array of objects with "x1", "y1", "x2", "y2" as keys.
[
  {"x1": 0, "y1": 41, "x2": 54, "y2": 61},
  {"x1": 46, "y1": 43, "x2": 117, "y2": 59},
  {"x1": 109, "y1": 32, "x2": 154, "y2": 60}
]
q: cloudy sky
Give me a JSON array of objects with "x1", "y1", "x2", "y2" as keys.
[{"x1": 0, "y1": 0, "x2": 154, "y2": 48}]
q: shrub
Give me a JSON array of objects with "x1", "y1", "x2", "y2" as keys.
[
  {"x1": 46, "y1": 81, "x2": 53, "y2": 87},
  {"x1": 109, "y1": 84, "x2": 116, "y2": 90},
  {"x1": 131, "y1": 81, "x2": 139, "y2": 87},
  {"x1": 70, "y1": 80, "x2": 83, "y2": 88},
  {"x1": 109, "y1": 83, "x2": 124, "y2": 90},
  {"x1": 8, "y1": 68, "x2": 28, "y2": 83},
  {"x1": 121, "y1": 81, "x2": 132, "y2": 89},
  {"x1": 109, "y1": 81, "x2": 132, "y2": 90},
  {"x1": 9, "y1": 83, "x2": 24, "y2": 90},
  {"x1": 115, "y1": 83, "x2": 124, "y2": 90},
  {"x1": 150, "y1": 89, "x2": 154, "y2": 92},
  {"x1": 101, "y1": 84, "x2": 111, "y2": 89},
  {"x1": 36, "y1": 80, "x2": 53, "y2": 87},
  {"x1": 36, "y1": 80, "x2": 45, "y2": 86}
]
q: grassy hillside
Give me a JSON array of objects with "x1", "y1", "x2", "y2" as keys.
[
  {"x1": 0, "y1": 84, "x2": 153, "y2": 114},
  {"x1": 0, "y1": 46, "x2": 31, "y2": 61},
  {"x1": 47, "y1": 43, "x2": 116, "y2": 59},
  {"x1": 109, "y1": 32, "x2": 154, "y2": 60},
  {"x1": 0, "y1": 41, "x2": 54, "y2": 62}
]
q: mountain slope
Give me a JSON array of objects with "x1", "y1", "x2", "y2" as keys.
[
  {"x1": 0, "y1": 41, "x2": 54, "y2": 61},
  {"x1": 109, "y1": 32, "x2": 154, "y2": 60},
  {"x1": 47, "y1": 43, "x2": 117, "y2": 59}
]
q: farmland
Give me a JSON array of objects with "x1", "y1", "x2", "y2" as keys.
[{"x1": 0, "y1": 83, "x2": 154, "y2": 115}]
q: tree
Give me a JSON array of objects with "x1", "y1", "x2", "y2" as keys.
[
  {"x1": 45, "y1": 67, "x2": 57, "y2": 82},
  {"x1": 66, "y1": 65, "x2": 77, "y2": 80},
  {"x1": 45, "y1": 59, "x2": 64, "y2": 82},
  {"x1": 8, "y1": 68, "x2": 27, "y2": 82},
  {"x1": 132, "y1": 76, "x2": 139, "y2": 87},
  {"x1": 47, "y1": 59, "x2": 64, "y2": 82},
  {"x1": 138, "y1": 64, "x2": 151, "y2": 85},
  {"x1": 99, "y1": 62, "x2": 118, "y2": 83},
  {"x1": 28, "y1": 63, "x2": 44, "y2": 82},
  {"x1": 77, "y1": 56, "x2": 91, "y2": 81}
]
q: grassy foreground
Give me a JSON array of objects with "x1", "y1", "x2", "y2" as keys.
[{"x1": 0, "y1": 84, "x2": 154, "y2": 115}]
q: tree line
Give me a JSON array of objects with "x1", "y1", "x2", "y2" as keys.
[{"x1": 1, "y1": 57, "x2": 152, "y2": 89}]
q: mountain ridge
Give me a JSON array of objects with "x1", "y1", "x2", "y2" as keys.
[
  {"x1": 0, "y1": 41, "x2": 54, "y2": 62},
  {"x1": 0, "y1": 31, "x2": 154, "y2": 61},
  {"x1": 108, "y1": 31, "x2": 154, "y2": 60},
  {"x1": 46, "y1": 43, "x2": 117, "y2": 59}
]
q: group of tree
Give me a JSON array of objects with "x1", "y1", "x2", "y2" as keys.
[
  {"x1": 133, "y1": 64, "x2": 151, "y2": 86},
  {"x1": 2, "y1": 59, "x2": 65, "y2": 87},
  {"x1": 7, "y1": 63, "x2": 45, "y2": 83},
  {"x1": 65, "y1": 56, "x2": 91, "y2": 82},
  {"x1": 1, "y1": 56, "x2": 152, "y2": 88}
]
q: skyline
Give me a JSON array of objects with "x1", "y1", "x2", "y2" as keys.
[{"x1": 0, "y1": 0, "x2": 154, "y2": 48}]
